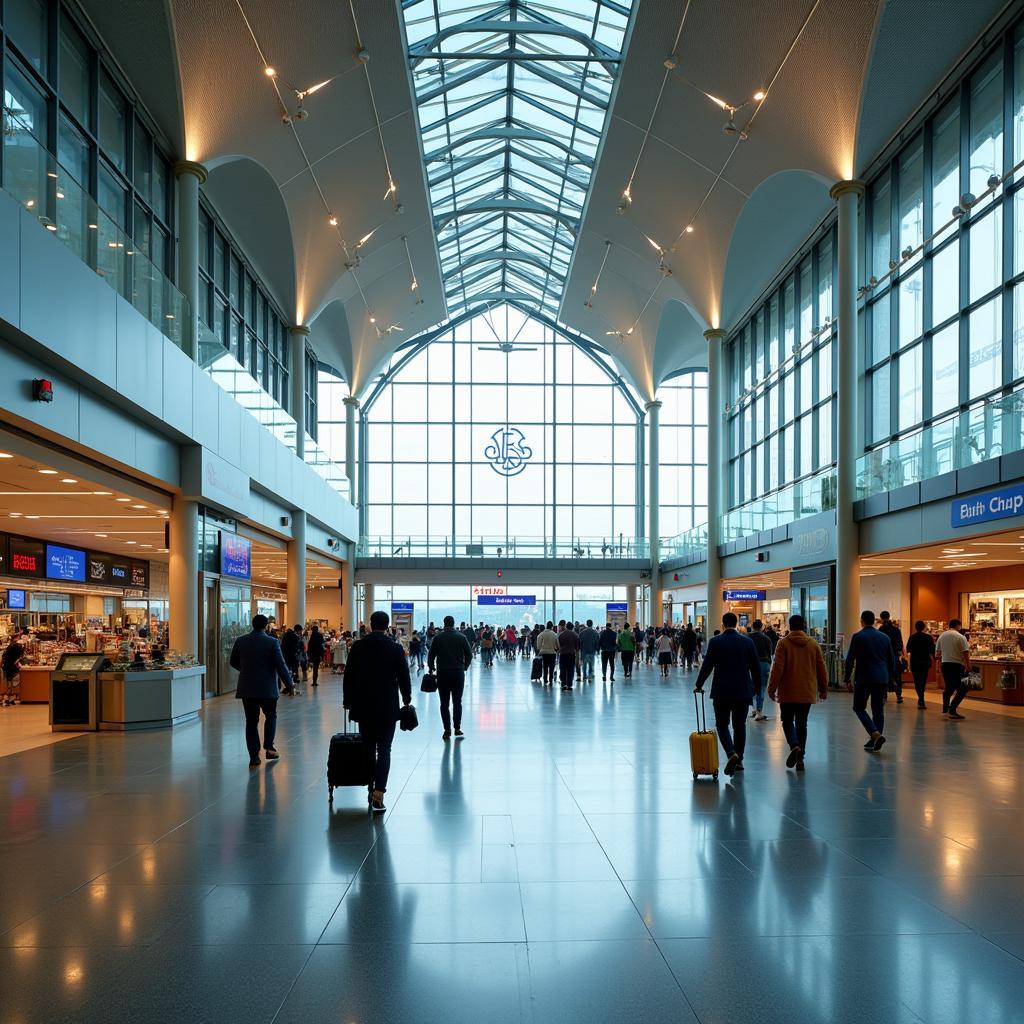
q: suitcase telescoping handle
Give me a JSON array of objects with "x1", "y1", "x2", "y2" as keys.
[{"x1": 693, "y1": 687, "x2": 707, "y2": 732}]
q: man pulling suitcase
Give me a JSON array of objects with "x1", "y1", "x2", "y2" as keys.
[{"x1": 342, "y1": 610, "x2": 413, "y2": 812}]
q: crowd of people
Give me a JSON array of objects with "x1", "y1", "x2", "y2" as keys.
[{"x1": 228, "y1": 606, "x2": 980, "y2": 806}]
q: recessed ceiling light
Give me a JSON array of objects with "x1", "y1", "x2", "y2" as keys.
[
  {"x1": 61, "y1": 478, "x2": 77, "y2": 484},
  {"x1": 131, "y1": 504, "x2": 146, "y2": 510},
  {"x1": 38, "y1": 469, "x2": 57, "y2": 475},
  {"x1": 94, "y1": 491, "x2": 112, "y2": 496},
  {"x1": 115, "y1": 498, "x2": 130, "y2": 502},
  {"x1": 8, "y1": 513, "x2": 21, "y2": 518},
  {"x1": 0, "y1": 453, "x2": 12, "y2": 459},
  {"x1": 124, "y1": 541, "x2": 137, "y2": 545},
  {"x1": 95, "y1": 533, "x2": 107, "y2": 538},
  {"x1": 25, "y1": 515, "x2": 39, "y2": 519}
]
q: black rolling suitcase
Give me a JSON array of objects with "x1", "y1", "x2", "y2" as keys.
[
  {"x1": 328, "y1": 710, "x2": 370, "y2": 802},
  {"x1": 530, "y1": 656, "x2": 543, "y2": 681}
]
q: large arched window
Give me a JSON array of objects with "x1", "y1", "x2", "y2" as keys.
[{"x1": 361, "y1": 305, "x2": 642, "y2": 550}]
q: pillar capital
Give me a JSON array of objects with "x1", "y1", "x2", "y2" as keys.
[
  {"x1": 645, "y1": 399, "x2": 662, "y2": 412},
  {"x1": 343, "y1": 395, "x2": 360, "y2": 408},
  {"x1": 829, "y1": 178, "x2": 865, "y2": 201},
  {"x1": 703, "y1": 328, "x2": 727, "y2": 342},
  {"x1": 173, "y1": 159, "x2": 208, "y2": 185},
  {"x1": 288, "y1": 324, "x2": 311, "y2": 337}
]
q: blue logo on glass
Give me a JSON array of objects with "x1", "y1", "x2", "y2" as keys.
[{"x1": 484, "y1": 427, "x2": 533, "y2": 477}]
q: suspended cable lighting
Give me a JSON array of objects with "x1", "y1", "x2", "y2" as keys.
[{"x1": 585, "y1": 241, "x2": 613, "y2": 309}]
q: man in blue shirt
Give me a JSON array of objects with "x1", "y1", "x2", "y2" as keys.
[
  {"x1": 694, "y1": 612, "x2": 762, "y2": 776},
  {"x1": 844, "y1": 609, "x2": 897, "y2": 752}
]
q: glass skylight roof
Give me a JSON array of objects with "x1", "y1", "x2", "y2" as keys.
[{"x1": 402, "y1": 0, "x2": 634, "y2": 318}]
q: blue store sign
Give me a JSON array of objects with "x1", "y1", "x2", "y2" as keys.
[
  {"x1": 723, "y1": 589, "x2": 766, "y2": 601},
  {"x1": 951, "y1": 483, "x2": 1024, "y2": 528},
  {"x1": 477, "y1": 595, "x2": 536, "y2": 606},
  {"x1": 391, "y1": 602, "x2": 414, "y2": 612}
]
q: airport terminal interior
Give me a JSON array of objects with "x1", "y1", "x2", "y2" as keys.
[{"x1": 6, "y1": 0, "x2": 1024, "y2": 1020}]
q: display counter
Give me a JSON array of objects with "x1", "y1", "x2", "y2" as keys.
[
  {"x1": 18, "y1": 665, "x2": 54, "y2": 703},
  {"x1": 972, "y1": 658, "x2": 1024, "y2": 705},
  {"x1": 98, "y1": 666, "x2": 205, "y2": 730}
]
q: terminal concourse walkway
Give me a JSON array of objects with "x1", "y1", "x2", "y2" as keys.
[{"x1": 3, "y1": 657, "x2": 1024, "y2": 1023}]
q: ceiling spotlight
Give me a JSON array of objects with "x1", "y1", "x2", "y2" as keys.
[
  {"x1": 328, "y1": 214, "x2": 338, "y2": 226},
  {"x1": 723, "y1": 117, "x2": 738, "y2": 135},
  {"x1": 988, "y1": 173, "x2": 1001, "y2": 190},
  {"x1": 685, "y1": 224, "x2": 694, "y2": 234},
  {"x1": 384, "y1": 180, "x2": 397, "y2": 198},
  {"x1": 264, "y1": 66, "x2": 277, "y2": 77},
  {"x1": 356, "y1": 48, "x2": 370, "y2": 64},
  {"x1": 61, "y1": 478, "x2": 77, "y2": 484},
  {"x1": 369, "y1": 314, "x2": 377, "y2": 324},
  {"x1": 663, "y1": 54, "x2": 678, "y2": 70},
  {"x1": 753, "y1": 88, "x2": 766, "y2": 101},
  {"x1": 617, "y1": 189, "x2": 632, "y2": 214}
]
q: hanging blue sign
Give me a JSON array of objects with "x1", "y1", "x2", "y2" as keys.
[
  {"x1": 391, "y1": 602, "x2": 414, "y2": 612},
  {"x1": 219, "y1": 533, "x2": 251, "y2": 580},
  {"x1": 951, "y1": 483, "x2": 1024, "y2": 528},
  {"x1": 477, "y1": 595, "x2": 535, "y2": 606},
  {"x1": 606, "y1": 603, "x2": 627, "y2": 613},
  {"x1": 484, "y1": 427, "x2": 533, "y2": 477},
  {"x1": 723, "y1": 590, "x2": 766, "y2": 601}
]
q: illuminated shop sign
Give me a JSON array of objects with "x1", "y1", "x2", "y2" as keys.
[
  {"x1": 723, "y1": 590, "x2": 766, "y2": 601},
  {"x1": 951, "y1": 483, "x2": 1024, "y2": 528}
]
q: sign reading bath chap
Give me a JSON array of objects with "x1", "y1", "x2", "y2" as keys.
[{"x1": 951, "y1": 483, "x2": 1024, "y2": 528}]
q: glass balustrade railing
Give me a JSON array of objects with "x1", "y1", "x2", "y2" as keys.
[
  {"x1": 1, "y1": 112, "x2": 191, "y2": 352},
  {"x1": 358, "y1": 536, "x2": 651, "y2": 560},
  {"x1": 857, "y1": 389, "x2": 1024, "y2": 499},
  {"x1": 660, "y1": 524, "x2": 708, "y2": 562},
  {"x1": 723, "y1": 467, "x2": 837, "y2": 541},
  {"x1": 200, "y1": 325, "x2": 351, "y2": 499}
]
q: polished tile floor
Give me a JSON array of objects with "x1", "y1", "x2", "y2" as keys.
[{"x1": 3, "y1": 656, "x2": 1024, "y2": 1023}]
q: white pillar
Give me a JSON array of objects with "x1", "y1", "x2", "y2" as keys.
[
  {"x1": 168, "y1": 497, "x2": 199, "y2": 657},
  {"x1": 286, "y1": 511, "x2": 306, "y2": 628},
  {"x1": 830, "y1": 179, "x2": 865, "y2": 650},
  {"x1": 627, "y1": 584, "x2": 637, "y2": 626},
  {"x1": 704, "y1": 328, "x2": 727, "y2": 631},
  {"x1": 646, "y1": 399, "x2": 663, "y2": 626},
  {"x1": 289, "y1": 325, "x2": 310, "y2": 460},
  {"x1": 173, "y1": 160, "x2": 206, "y2": 362},
  {"x1": 343, "y1": 395, "x2": 359, "y2": 505}
]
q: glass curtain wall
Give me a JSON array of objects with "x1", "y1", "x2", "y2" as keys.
[
  {"x1": 862, "y1": 27, "x2": 1024, "y2": 491},
  {"x1": 368, "y1": 585, "x2": 633, "y2": 632},
  {"x1": 725, "y1": 229, "x2": 837, "y2": 514},
  {"x1": 362, "y1": 304, "x2": 641, "y2": 553}
]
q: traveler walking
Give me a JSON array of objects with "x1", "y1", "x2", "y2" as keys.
[
  {"x1": 428, "y1": 615, "x2": 473, "y2": 741},
  {"x1": 536, "y1": 621, "x2": 559, "y2": 685},
  {"x1": 843, "y1": 610, "x2": 896, "y2": 751},
  {"x1": 878, "y1": 610, "x2": 905, "y2": 704},
  {"x1": 656, "y1": 629, "x2": 674, "y2": 677},
  {"x1": 906, "y1": 620, "x2": 936, "y2": 709},
  {"x1": 279, "y1": 624, "x2": 302, "y2": 694},
  {"x1": 230, "y1": 614, "x2": 294, "y2": 767},
  {"x1": 342, "y1": 610, "x2": 413, "y2": 812},
  {"x1": 694, "y1": 613, "x2": 761, "y2": 776},
  {"x1": 937, "y1": 618, "x2": 971, "y2": 721},
  {"x1": 558, "y1": 621, "x2": 580, "y2": 690},
  {"x1": 481, "y1": 627, "x2": 495, "y2": 668},
  {"x1": 579, "y1": 619, "x2": 600, "y2": 681},
  {"x1": 749, "y1": 619, "x2": 773, "y2": 721},
  {"x1": 618, "y1": 621, "x2": 636, "y2": 677},
  {"x1": 680, "y1": 623, "x2": 697, "y2": 671},
  {"x1": 1, "y1": 629, "x2": 26, "y2": 706},
  {"x1": 306, "y1": 625, "x2": 326, "y2": 686},
  {"x1": 599, "y1": 622, "x2": 618, "y2": 681},
  {"x1": 767, "y1": 614, "x2": 828, "y2": 771}
]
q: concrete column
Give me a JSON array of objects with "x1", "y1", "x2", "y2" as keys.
[
  {"x1": 627, "y1": 584, "x2": 637, "y2": 626},
  {"x1": 343, "y1": 396, "x2": 359, "y2": 505},
  {"x1": 289, "y1": 325, "x2": 310, "y2": 460},
  {"x1": 168, "y1": 497, "x2": 199, "y2": 657},
  {"x1": 830, "y1": 179, "x2": 865, "y2": 650},
  {"x1": 344, "y1": 566, "x2": 358, "y2": 631},
  {"x1": 646, "y1": 399, "x2": 662, "y2": 625},
  {"x1": 173, "y1": 161, "x2": 206, "y2": 362},
  {"x1": 363, "y1": 582, "x2": 375, "y2": 624},
  {"x1": 704, "y1": 328, "x2": 727, "y2": 632},
  {"x1": 286, "y1": 511, "x2": 306, "y2": 628}
]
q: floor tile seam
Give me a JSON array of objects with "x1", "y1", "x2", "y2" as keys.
[{"x1": 547, "y1": 752, "x2": 702, "y2": 1021}]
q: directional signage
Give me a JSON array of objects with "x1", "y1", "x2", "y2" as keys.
[
  {"x1": 477, "y1": 595, "x2": 535, "y2": 606},
  {"x1": 723, "y1": 590, "x2": 766, "y2": 601},
  {"x1": 951, "y1": 483, "x2": 1024, "y2": 528}
]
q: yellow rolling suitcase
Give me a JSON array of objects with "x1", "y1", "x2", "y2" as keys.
[{"x1": 690, "y1": 688, "x2": 719, "y2": 780}]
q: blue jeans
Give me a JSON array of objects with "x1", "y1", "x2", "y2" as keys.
[
  {"x1": 582, "y1": 652, "x2": 596, "y2": 679},
  {"x1": 853, "y1": 682, "x2": 887, "y2": 736},
  {"x1": 755, "y1": 661, "x2": 770, "y2": 712},
  {"x1": 483, "y1": 646, "x2": 494, "y2": 666}
]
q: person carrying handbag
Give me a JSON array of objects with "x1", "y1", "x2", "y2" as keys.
[{"x1": 428, "y1": 615, "x2": 473, "y2": 741}]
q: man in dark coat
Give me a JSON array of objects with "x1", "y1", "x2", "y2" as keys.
[
  {"x1": 279, "y1": 625, "x2": 303, "y2": 694},
  {"x1": 343, "y1": 610, "x2": 413, "y2": 811},
  {"x1": 844, "y1": 610, "x2": 897, "y2": 752},
  {"x1": 694, "y1": 612, "x2": 762, "y2": 776},
  {"x1": 230, "y1": 614, "x2": 294, "y2": 767}
]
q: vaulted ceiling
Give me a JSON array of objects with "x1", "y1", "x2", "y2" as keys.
[{"x1": 80, "y1": 0, "x2": 1011, "y2": 401}]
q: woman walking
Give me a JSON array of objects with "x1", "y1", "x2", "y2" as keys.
[
  {"x1": 767, "y1": 614, "x2": 828, "y2": 771},
  {"x1": 655, "y1": 629, "x2": 674, "y2": 677}
]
